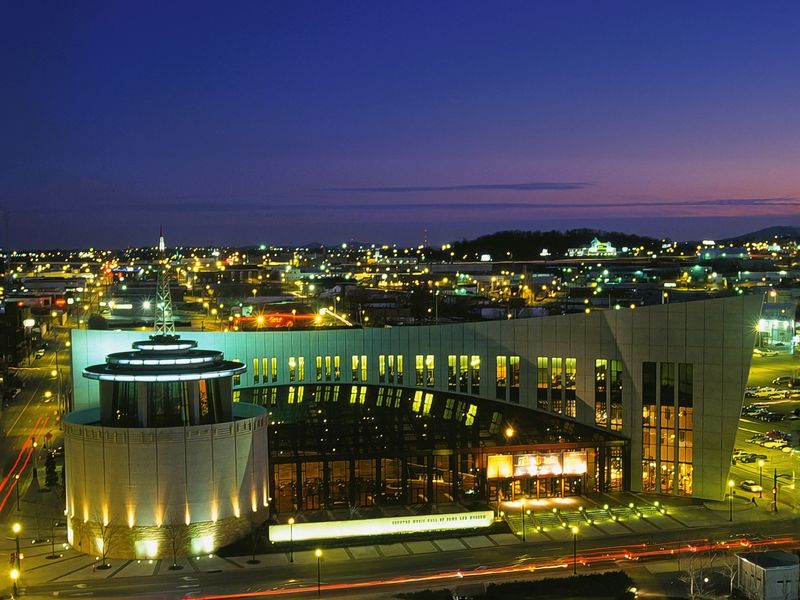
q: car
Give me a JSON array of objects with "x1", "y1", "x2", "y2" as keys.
[
  {"x1": 738, "y1": 454, "x2": 757, "y2": 463},
  {"x1": 740, "y1": 480, "x2": 762, "y2": 493},
  {"x1": 781, "y1": 445, "x2": 795, "y2": 453},
  {"x1": 772, "y1": 376, "x2": 792, "y2": 385},
  {"x1": 761, "y1": 350, "x2": 779, "y2": 357},
  {"x1": 8, "y1": 387, "x2": 21, "y2": 399},
  {"x1": 763, "y1": 440, "x2": 788, "y2": 449},
  {"x1": 34, "y1": 348, "x2": 45, "y2": 359}
]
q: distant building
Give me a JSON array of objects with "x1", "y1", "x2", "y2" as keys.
[
  {"x1": 567, "y1": 238, "x2": 617, "y2": 257},
  {"x1": 699, "y1": 247, "x2": 750, "y2": 261},
  {"x1": 736, "y1": 551, "x2": 799, "y2": 600}
]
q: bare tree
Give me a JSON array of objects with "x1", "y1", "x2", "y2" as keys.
[
  {"x1": 680, "y1": 548, "x2": 716, "y2": 599},
  {"x1": 162, "y1": 520, "x2": 188, "y2": 570},
  {"x1": 94, "y1": 512, "x2": 124, "y2": 568}
]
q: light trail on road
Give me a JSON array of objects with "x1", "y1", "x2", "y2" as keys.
[
  {"x1": 0, "y1": 416, "x2": 50, "y2": 514},
  {"x1": 188, "y1": 535, "x2": 800, "y2": 600}
]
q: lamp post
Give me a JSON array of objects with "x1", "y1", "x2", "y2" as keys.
[
  {"x1": 23, "y1": 318, "x2": 35, "y2": 366},
  {"x1": 10, "y1": 567, "x2": 19, "y2": 599},
  {"x1": 758, "y1": 460, "x2": 764, "y2": 499},
  {"x1": 504, "y1": 426, "x2": 515, "y2": 501},
  {"x1": 520, "y1": 498, "x2": 526, "y2": 542},
  {"x1": 315, "y1": 548, "x2": 322, "y2": 598},
  {"x1": 728, "y1": 479, "x2": 735, "y2": 522},
  {"x1": 571, "y1": 526, "x2": 579, "y2": 575},
  {"x1": 12, "y1": 523, "x2": 21, "y2": 570},
  {"x1": 288, "y1": 517, "x2": 295, "y2": 563},
  {"x1": 14, "y1": 474, "x2": 20, "y2": 511}
]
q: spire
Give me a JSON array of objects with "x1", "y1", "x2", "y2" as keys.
[{"x1": 154, "y1": 228, "x2": 175, "y2": 335}]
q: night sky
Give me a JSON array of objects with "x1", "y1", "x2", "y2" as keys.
[{"x1": 4, "y1": 2, "x2": 800, "y2": 249}]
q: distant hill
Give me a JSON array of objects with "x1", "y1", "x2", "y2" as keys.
[
  {"x1": 449, "y1": 229, "x2": 661, "y2": 260},
  {"x1": 720, "y1": 226, "x2": 800, "y2": 243}
]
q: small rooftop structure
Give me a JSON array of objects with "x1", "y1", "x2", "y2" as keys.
[{"x1": 736, "y1": 551, "x2": 799, "y2": 600}]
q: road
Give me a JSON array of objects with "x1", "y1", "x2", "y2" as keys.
[{"x1": 17, "y1": 517, "x2": 800, "y2": 600}]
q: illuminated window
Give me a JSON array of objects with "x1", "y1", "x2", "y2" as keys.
[
  {"x1": 551, "y1": 357, "x2": 563, "y2": 413},
  {"x1": 379, "y1": 355, "x2": 386, "y2": 383},
  {"x1": 288, "y1": 357, "x2": 297, "y2": 382},
  {"x1": 233, "y1": 358, "x2": 241, "y2": 385},
  {"x1": 315, "y1": 356, "x2": 323, "y2": 382},
  {"x1": 642, "y1": 362, "x2": 657, "y2": 492},
  {"x1": 352, "y1": 356, "x2": 359, "y2": 381},
  {"x1": 594, "y1": 359, "x2": 608, "y2": 427},
  {"x1": 412, "y1": 390, "x2": 423, "y2": 412},
  {"x1": 325, "y1": 356, "x2": 331, "y2": 381},
  {"x1": 537, "y1": 357, "x2": 548, "y2": 411},
  {"x1": 334, "y1": 356, "x2": 341, "y2": 381},
  {"x1": 415, "y1": 355, "x2": 424, "y2": 386},
  {"x1": 470, "y1": 355, "x2": 480, "y2": 394},
  {"x1": 495, "y1": 356, "x2": 507, "y2": 400},
  {"x1": 447, "y1": 355, "x2": 457, "y2": 390},
  {"x1": 396, "y1": 355, "x2": 404, "y2": 384},
  {"x1": 271, "y1": 357, "x2": 278, "y2": 382},
  {"x1": 443, "y1": 398, "x2": 454, "y2": 419},
  {"x1": 388, "y1": 355, "x2": 395, "y2": 383},
  {"x1": 423, "y1": 392, "x2": 433, "y2": 415},
  {"x1": 459, "y1": 355, "x2": 469, "y2": 393},
  {"x1": 610, "y1": 360, "x2": 623, "y2": 431},
  {"x1": 360, "y1": 355, "x2": 367, "y2": 382},
  {"x1": 678, "y1": 363, "x2": 693, "y2": 496},
  {"x1": 565, "y1": 358, "x2": 576, "y2": 417},
  {"x1": 509, "y1": 356, "x2": 520, "y2": 403},
  {"x1": 262, "y1": 358, "x2": 270, "y2": 383},
  {"x1": 425, "y1": 355, "x2": 434, "y2": 387},
  {"x1": 298, "y1": 357, "x2": 305, "y2": 381},
  {"x1": 252, "y1": 358, "x2": 259, "y2": 383},
  {"x1": 465, "y1": 404, "x2": 477, "y2": 426}
]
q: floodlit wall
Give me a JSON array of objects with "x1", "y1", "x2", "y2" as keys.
[
  {"x1": 64, "y1": 403, "x2": 269, "y2": 559},
  {"x1": 70, "y1": 295, "x2": 761, "y2": 500}
]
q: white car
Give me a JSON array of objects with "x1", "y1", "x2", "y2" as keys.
[
  {"x1": 762, "y1": 440, "x2": 787, "y2": 449},
  {"x1": 740, "y1": 480, "x2": 762, "y2": 493}
]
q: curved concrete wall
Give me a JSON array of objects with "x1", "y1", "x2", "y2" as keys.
[{"x1": 64, "y1": 404, "x2": 268, "y2": 559}]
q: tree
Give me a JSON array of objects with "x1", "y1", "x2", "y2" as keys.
[
  {"x1": 44, "y1": 453, "x2": 58, "y2": 489},
  {"x1": 162, "y1": 520, "x2": 188, "y2": 569},
  {"x1": 95, "y1": 514, "x2": 124, "y2": 568}
]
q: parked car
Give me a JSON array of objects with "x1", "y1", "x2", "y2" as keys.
[
  {"x1": 34, "y1": 348, "x2": 45, "y2": 359},
  {"x1": 740, "y1": 480, "x2": 762, "y2": 493},
  {"x1": 772, "y1": 376, "x2": 792, "y2": 385}
]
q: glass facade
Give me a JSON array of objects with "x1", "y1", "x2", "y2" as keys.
[{"x1": 594, "y1": 359, "x2": 608, "y2": 427}]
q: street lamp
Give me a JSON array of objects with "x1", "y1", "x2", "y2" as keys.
[
  {"x1": 728, "y1": 479, "x2": 735, "y2": 522},
  {"x1": 10, "y1": 567, "x2": 19, "y2": 599},
  {"x1": 571, "y1": 526, "x2": 579, "y2": 575},
  {"x1": 288, "y1": 517, "x2": 295, "y2": 563},
  {"x1": 14, "y1": 475, "x2": 20, "y2": 511},
  {"x1": 315, "y1": 548, "x2": 322, "y2": 598},
  {"x1": 520, "y1": 498, "x2": 526, "y2": 542},
  {"x1": 758, "y1": 460, "x2": 764, "y2": 499},
  {"x1": 12, "y1": 523, "x2": 21, "y2": 570},
  {"x1": 22, "y1": 318, "x2": 35, "y2": 366}
]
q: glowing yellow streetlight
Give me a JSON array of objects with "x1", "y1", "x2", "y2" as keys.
[
  {"x1": 288, "y1": 517, "x2": 295, "y2": 563},
  {"x1": 10, "y1": 567, "x2": 19, "y2": 597},
  {"x1": 571, "y1": 526, "x2": 579, "y2": 574},
  {"x1": 728, "y1": 479, "x2": 735, "y2": 522},
  {"x1": 315, "y1": 549, "x2": 323, "y2": 598}
]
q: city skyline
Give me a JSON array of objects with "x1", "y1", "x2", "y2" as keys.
[{"x1": 4, "y1": 2, "x2": 800, "y2": 248}]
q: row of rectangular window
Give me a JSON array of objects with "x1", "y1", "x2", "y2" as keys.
[
  {"x1": 447, "y1": 355, "x2": 481, "y2": 394},
  {"x1": 594, "y1": 359, "x2": 623, "y2": 431},
  {"x1": 537, "y1": 357, "x2": 577, "y2": 418}
]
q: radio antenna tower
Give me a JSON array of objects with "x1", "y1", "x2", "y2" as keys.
[{"x1": 154, "y1": 226, "x2": 176, "y2": 335}]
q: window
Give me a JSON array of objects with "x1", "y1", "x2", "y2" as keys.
[
  {"x1": 495, "y1": 356, "x2": 507, "y2": 400},
  {"x1": 565, "y1": 358, "x2": 576, "y2": 417},
  {"x1": 659, "y1": 362, "x2": 676, "y2": 494},
  {"x1": 470, "y1": 355, "x2": 480, "y2": 394},
  {"x1": 447, "y1": 355, "x2": 457, "y2": 390},
  {"x1": 465, "y1": 404, "x2": 477, "y2": 426},
  {"x1": 415, "y1": 355, "x2": 424, "y2": 386},
  {"x1": 334, "y1": 356, "x2": 341, "y2": 381},
  {"x1": 443, "y1": 398, "x2": 455, "y2": 419},
  {"x1": 253, "y1": 358, "x2": 260, "y2": 383},
  {"x1": 298, "y1": 357, "x2": 305, "y2": 381},
  {"x1": 316, "y1": 356, "x2": 323, "y2": 382},
  {"x1": 551, "y1": 357, "x2": 563, "y2": 414},
  {"x1": 509, "y1": 355, "x2": 520, "y2": 403},
  {"x1": 271, "y1": 357, "x2": 278, "y2": 383},
  {"x1": 459, "y1": 355, "x2": 469, "y2": 393},
  {"x1": 233, "y1": 359, "x2": 241, "y2": 385},
  {"x1": 425, "y1": 354, "x2": 434, "y2": 387},
  {"x1": 397, "y1": 355, "x2": 404, "y2": 384},
  {"x1": 352, "y1": 355, "x2": 359, "y2": 381},
  {"x1": 610, "y1": 360, "x2": 623, "y2": 431},
  {"x1": 325, "y1": 356, "x2": 332, "y2": 381},
  {"x1": 288, "y1": 357, "x2": 297, "y2": 382},
  {"x1": 262, "y1": 358, "x2": 270, "y2": 383},
  {"x1": 361, "y1": 355, "x2": 367, "y2": 382},
  {"x1": 594, "y1": 359, "x2": 608, "y2": 427},
  {"x1": 388, "y1": 355, "x2": 395, "y2": 383},
  {"x1": 537, "y1": 357, "x2": 549, "y2": 411},
  {"x1": 642, "y1": 362, "x2": 657, "y2": 492},
  {"x1": 678, "y1": 363, "x2": 693, "y2": 496},
  {"x1": 379, "y1": 355, "x2": 386, "y2": 383}
]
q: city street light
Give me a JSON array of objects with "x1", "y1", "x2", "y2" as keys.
[
  {"x1": 571, "y1": 526, "x2": 579, "y2": 575},
  {"x1": 10, "y1": 567, "x2": 19, "y2": 599},
  {"x1": 728, "y1": 479, "x2": 735, "y2": 522},
  {"x1": 315, "y1": 548, "x2": 323, "y2": 598},
  {"x1": 520, "y1": 498, "x2": 526, "y2": 542},
  {"x1": 288, "y1": 517, "x2": 295, "y2": 563},
  {"x1": 14, "y1": 475, "x2": 20, "y2": 511},
  {"x1": 12, "y1": 523, "x2": 21, "y2": 570},
  {"x1": 758, "y1": 459, "x2": 764, "y2": 499}
]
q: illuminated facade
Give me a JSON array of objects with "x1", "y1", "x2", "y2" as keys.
[
  {"x1": 70, "y1": 295, "x2": 761, "y2": 507},
  {"x1": 65, "y1": 335, "x2": 269, "y2": 560}
]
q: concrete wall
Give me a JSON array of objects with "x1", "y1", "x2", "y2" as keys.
[
  {"x1": 64, "y1": 404, "x2": 269, "y2": 559},
  {"x1": 70, "y1": 295, "x2": 762, "y2": 500}
]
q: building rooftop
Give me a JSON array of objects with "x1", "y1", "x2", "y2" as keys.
[{"x1": 738, "y1": 551, "x2": 800, "y2": 569}]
